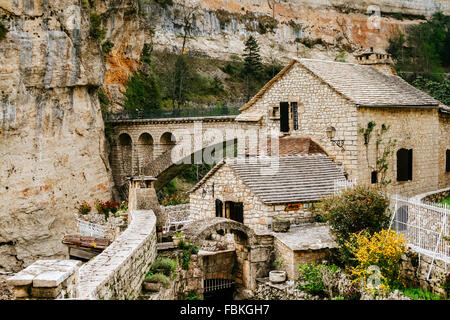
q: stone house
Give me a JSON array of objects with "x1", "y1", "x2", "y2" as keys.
[
  {"x1": 236, "y1": 53, "x2": 450, "y2": 196},
  {"x1": 189, "y1": 154, "x2": 345, "y2": 231}
]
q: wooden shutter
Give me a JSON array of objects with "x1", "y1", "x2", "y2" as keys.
[
  {"x1": 292, "y1": 102, "x2": 298, "y2": 130},
  {"x1": 280, "y1": 102, "x2": 289, "y2": 133},
  {"x1": 446, "y1": 150, "x2": 450, "y2": 172},
  {"x1": 397, "y1": 149, "x2": 409, "y2": 181},
  {"x1": 215, "y1": 199, "x2": 223, "y2": 218},
  {"x1": 408, "y1": 149, "x2": 413, "y2": 180}
]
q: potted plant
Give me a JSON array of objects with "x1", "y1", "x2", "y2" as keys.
[
  {"x1": 272, "y1": 217, "x2": 291, "y2": 232},
  {"x1": 156, "y1": 223, "x2": 163, "y2": 233},
  {"x1": 269, "y1": 259, "x2": 287, "y2": 283},
  {"x1": 173, "y1": 232, "x2": 185, "y2": 246}
]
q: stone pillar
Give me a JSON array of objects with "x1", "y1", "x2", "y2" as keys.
[
  {"x1": 128, "y1": 176, "x2": 168, "y2": 227},
  {"x1": 6, "y1": 260, "x2": 81, "y2": 299}
]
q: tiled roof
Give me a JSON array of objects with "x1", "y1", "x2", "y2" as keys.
[
  {"x1": 240, "y1": 58, "x2": 441, "y2": 111},
  {"x1": 266, "y1": 137, "x2": 327, "y2": 156},
  {"x1": 227, "y1": 155, "x2": 345, "y2": 204},
  {"x1": 297, "y1": 58, "x2": 440, "y2": 107}
]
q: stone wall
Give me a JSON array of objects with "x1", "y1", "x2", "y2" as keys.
[
  {"x1": 416, "y1": 187, "x2": 450, "y2": 203},
  {"x1": 439, "y1": 114, "x2": 450, "y2": 189},
  {"x1": 190, "y1": 164, "x2": 314, "y2": 231},
  {"x1": 358, "y1": 107, "x2": 444, "y2": 197},
  {"x1": 76, "y1": 205, "x2": 157, "y2": 300},
  {"x1": 400, "y1": 252, "x2": 449, "y2": 297}
]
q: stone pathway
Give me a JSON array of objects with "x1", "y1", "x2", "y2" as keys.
[{"x1": 0, "y1": 275, "x2": 14, "y2": 300}]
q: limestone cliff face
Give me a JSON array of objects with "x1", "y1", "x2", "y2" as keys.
[
  {"x1": 0, "y1": 0, "x2": 118, "y2": 272},
  {"x1": 144, "y1": 0, "x2": 449, "y2": 63}
]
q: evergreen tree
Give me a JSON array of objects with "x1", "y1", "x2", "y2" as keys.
[
  {"x1": 243, "y1": 35, "x2": 263, "y2": 77},
  {"x1": 242, "y1": 35, "x2": 263, "y2": 100},
  {"x1": 123, "y1": 71, "x2": 162, "y2": 116}
]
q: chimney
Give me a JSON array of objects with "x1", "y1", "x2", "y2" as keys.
[{"x1": 355, "y1": 49, "x2": 396, "y2": 76}]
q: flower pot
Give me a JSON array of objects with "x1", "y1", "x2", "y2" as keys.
[
  {"x1": 143, "y1": 282, "x2": 161, "y2": 292},
  {"x1": 269, "y1": 270, "x2": 287, "y2": 283},
  {"x1": 272, "y1": 220, "x2": 290, "y2": 232}
]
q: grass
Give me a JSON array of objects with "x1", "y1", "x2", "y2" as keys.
[
  {"x1": 401, "y1": 288, "x2": 442, "y2": 300},
  {"x1": 144, "y1": 273, "x2": 171, "y2": 288},
  {"x1": 150, "y1": 257, "x2": 177, "y2": 276},
  {"x1": 440, "y1": 197, "x2": 450, "y2": 206}
]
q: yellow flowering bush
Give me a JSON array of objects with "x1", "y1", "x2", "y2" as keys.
[{"x1": 345, "y1": 229, "x2": 407, "y2": 293}]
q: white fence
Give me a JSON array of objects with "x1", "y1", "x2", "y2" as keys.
[
  {"x1": 333, "y1": 179, "x2": 357, "y2": 194},
  {"x1": 389, "y1": 195, "x2": 449, "y2": 279},
  {"x1": 77, "y1": 219, "x2": 106, "y2": 238}
]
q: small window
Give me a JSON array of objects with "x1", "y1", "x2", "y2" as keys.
[
  {"x1": 446, "y1": 149, "x2": 450, "y2": 172},
  {"x1": 397, "y1": 148, "x2": 413, "y2": 181},
  {"x1": 272, "y1": 106, "x2": 279, "y2": 118},
  {"x1": 371, "y1": 171, "x2": 378, "y2": 184}
]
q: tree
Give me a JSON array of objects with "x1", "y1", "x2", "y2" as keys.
[
  {"x1": 242, "y1": 35, "x2": 263, "y2": 100},
  {"x1": 123, "y1": 71, "x2": 162, "y2": 116},
  {"x1": 176, "y1": 0, "x2": 199, "y2": 54}
]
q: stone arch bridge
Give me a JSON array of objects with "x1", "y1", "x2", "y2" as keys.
[{"x1": 108, "y1": 115, "x2": 263, "y2": 193}]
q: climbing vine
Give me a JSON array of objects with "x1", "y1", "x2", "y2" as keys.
[{"x1": 360, "y1": 121, "x2": 396, "y2": 188}]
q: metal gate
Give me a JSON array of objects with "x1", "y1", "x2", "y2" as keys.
[{"x1": 203, "y1": 279, "x2": 235, "y2": 300}]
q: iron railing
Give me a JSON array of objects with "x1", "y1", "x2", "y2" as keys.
[
  {"x1": 104, "y1": 106, "x2": 241, "y2": 121},
  {"x1": 389, "y1": 194, "x2": 449, "y2": 279}
]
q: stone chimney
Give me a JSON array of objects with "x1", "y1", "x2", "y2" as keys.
[{"x1": 355, "y1": 48, "x2": 397, "y2": 76}]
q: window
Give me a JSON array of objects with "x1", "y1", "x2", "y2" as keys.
[
  {"x1": 446, "y1": 149, "x2": 450, "y2": 172},
  {"x1": 371, "y1": 171, "x2": 378, "y2": 184},
  {"x1": 397, "y1": 148, "x2": 413, "y2": 181},
  {"x1": 215, "y1": 199, "x2": 223, "y2": 218},
  {"x1": 280, "y1": 102, "x2": 290, "y2": 133}
]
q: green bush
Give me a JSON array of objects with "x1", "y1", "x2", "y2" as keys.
[
  {"x1": 401, "y1": 288, "x2": 441, "y2": 300},
  {"x1": 310, "y1": 185, "x2": 390, "y2": 264},
  {"x1": 123, "y1": 71, "x2": 162, "y2": 114},
  {"x1": 145, "y1": 273, "x2": 171, "y2": 288},
  {"x1": 151, "y1": 257, "x2": 177, "y2": 276},
  {"x1": 102, "y1": 40, "x2": 114, "y2": 54},
  {"x1": 89, "y1": 13, "x2": 106, "y2": 41},
  {"x1": 297, "y1": 263, "x2": 326, "y2": 296}
]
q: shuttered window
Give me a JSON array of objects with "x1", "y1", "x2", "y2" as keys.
[
  {"x1": 446, "y1": 150, "x2": 450, "y2": 172},
  {"x1": 397, "y1": 148, "x2": 413, "y2": 181}
]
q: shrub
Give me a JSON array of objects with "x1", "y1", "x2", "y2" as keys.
[
  {"x1": 102, "y1": 40, "x2": 114, "y2": 54},
  {"x1": 297, "y1": 263, "x2": 327, "y2": 297},
  {"x1": 443, "y1": 273, "x2": 450, "y2": 296},
  {"x1": 151, "y1": 257, "x2": 177, "y2": 276},
  {"x1": 89, "y1": 13, "x2": 106, "y2": 41},
  {"x1": 185, "y1": 292, "x2": 201, "y2": 300},
  {"x1": 78, "y1": 201, "x2": 91, "y2": 215},
  {"x1": 401, "y1": 288, "x2": 441, "y2": 300},
  {"x1": 345, "y1": 229, "x2": 407, "y2": 294},
  {"x1": 145, "y1": 273, "x2": 171, "y2": 288},
  {"x1": 311, "y1": 185, "x2": 390, "y2": 263}
]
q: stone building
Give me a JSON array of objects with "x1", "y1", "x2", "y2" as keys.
[
  {"x1": 189, "y1": 154, "x2": 345, "y2": 231},
  {"x1": 236, "y1": 52, "x2": 450, "y2": 196}
]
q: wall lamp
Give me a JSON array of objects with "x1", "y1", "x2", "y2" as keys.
[
  {"x1": 326, "y1": 126, "x2": 345, "y2": 151},
  {"x1": 201, "y1": 183, "x2": 215, "y2": 198}
]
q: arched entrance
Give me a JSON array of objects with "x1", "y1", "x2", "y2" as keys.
[
  {"x1": 118, "y1": 133, "x2": 132, "y2": 178},
  {"x1": 181, "y1": 218, "x2": 265, "y2": 299},
  {"x1": 137, "y1": 132, "x2": 154, "y2": 173},
  {"x1": 160, "y1": 132, "x2": 176, "y2": 154}
]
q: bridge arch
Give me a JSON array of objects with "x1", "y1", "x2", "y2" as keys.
[
  {"x1": 137, "y1": 132, "x2": 154, "y2": 171},
  {"x1": 117, "y1": 133, "x2": 133, "y2": 179},
  {"x1": 160, "y1": 132, "x2": 176, "y2": 154}
]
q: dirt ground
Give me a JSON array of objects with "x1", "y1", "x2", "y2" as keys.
[{"x1": 0, "y1": 275, "x2": 14, "y2": 300}]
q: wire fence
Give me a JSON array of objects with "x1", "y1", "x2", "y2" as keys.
[{"x1": 389, "y1": 194, "x2": 449, "y2": 278}]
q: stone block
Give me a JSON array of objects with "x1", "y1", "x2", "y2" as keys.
[
  {"x1": 31, "y1": 284, "x2": 63, "y2": 299},
  {"x1": 13, "y1": 285, "x2": 31, "y2": 298},
  {"x1": 33, "y1": 271, "x2": 70, "y2": 288}
]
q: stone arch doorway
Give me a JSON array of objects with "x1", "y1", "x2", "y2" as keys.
[
  {"x1": 181, "y1": 218, "x2": 266, "y2": 299},
  {"x1": 137, "y1": 132, "x2": 154, "y2": 173},
  {"x1": 118, "y1": 133, "x2": 133, "y2": 178},
  {"x1": 160, "y1": 132, "x2": 176, "y2": 154}
]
